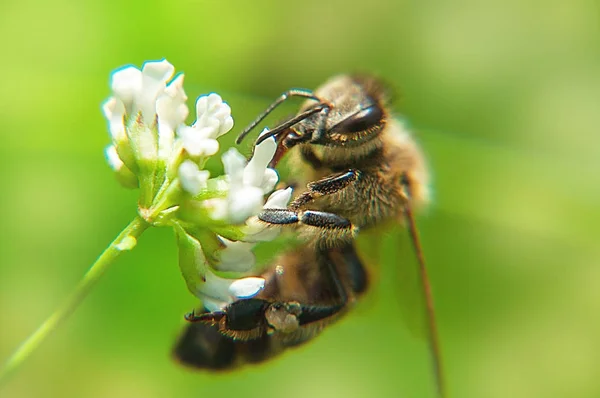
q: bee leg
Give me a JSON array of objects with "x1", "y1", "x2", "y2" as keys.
[
  {"x1": 258, "y1": 208, "x2": 356, "y2": 244},
  {"x1": 294, "y1": 247, "x2": 352, "y2": 327},
  {"x1": 266, "y1": 248, "x2": 351, "y2": 336},
  {"x1": 289, "y1": 169, "x2": 359, "y2": 210}
]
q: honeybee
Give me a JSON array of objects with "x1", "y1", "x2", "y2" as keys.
[{"x1": 174, "y1": 75, "x2": 445, "y2": 396}]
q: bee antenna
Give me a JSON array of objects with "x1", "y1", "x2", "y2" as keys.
[
  {"x1": 236, "y1": 89, "x2": 320, "y2": 145},
  {"x1": 400, "y1": 173, "x2": 446, "y2": 398},
  {"x1": 254, "y1": 104, "x2": 330, "y2": 146}
]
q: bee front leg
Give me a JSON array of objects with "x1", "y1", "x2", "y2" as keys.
[{"x1": 289, "y1": 169, "x2": 360, "y2": 210}]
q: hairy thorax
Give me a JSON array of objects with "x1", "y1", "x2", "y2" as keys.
[{"x1": 294, "y1": 119, "x2": 430, "y2": 231}]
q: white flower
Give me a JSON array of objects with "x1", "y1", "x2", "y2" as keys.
[
  {"x1": 194, "y1": 93, "x2": 234, "y2": 138},
  {"x1": 264, "y1": 187, "x2": 294, "y2": 209},
  {"x1": 109, "y1": 66, "x2": 142, "y2": 117},
  {"x1": 197, "y1": 271, "x2": 265, "y2": 312},
  {"x1": 102, "y1": 97, "x2": 127, "y2": 143},
  {"x1": 221, "y1": 148, "x2": 263, "y2": 224},
  {"x1": 215, "y1": 237, "x2": 256, "y2": 272},
  {"x1": 138, "y1": 60, "x2": 176, "y2": 125},
  {"x1": 177, "y1": 125, "x2": 219, "y2": 157},
  {"x1": 178, "y1": 160, "x2": 210, "y2": 196},
  {"x1": 110, "y1": 60, "x2": 176, "y2": 124},
  {"x1": 156, "y1": 74, "x2": 188, "y2": 160},
  {"x1": 243, "y1": 187, "x2": 293, "y2": 242},
  {"x1": 103, "y1": 59, "x2": 188, "y2": 165},
  {"x1": 228, "y1": 277, "x2": 265, "y2": 299},
  {"x1": 244, "y1": 130, "x2": 278, "y2": 193},
  {"x1": 221, "y1": 134, "x2": 280, "y2": 224},
  {"x1": 175, "y1": 93, "x2": 234, "y2": 159},
  {"x1": 105, "y1": 144, "x2": 124, "y2": 172},
  {"x1": 102, "y1": 60, "x2": 287, "y2": 314},
  {"x1": 201, "y1": 198, "x2": 229, "y2": 220}
]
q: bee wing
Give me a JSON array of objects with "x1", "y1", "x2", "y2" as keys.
[
  {"x1": 356, "y1": 207, "x2": 445, "y2": 398},
  {"x1": 356, "y1": 223, "x2": 426, "y2": 336}
]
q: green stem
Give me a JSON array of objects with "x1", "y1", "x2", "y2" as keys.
[{"x1": 0, "y1": 215, "x2": 150, "y2": 388}]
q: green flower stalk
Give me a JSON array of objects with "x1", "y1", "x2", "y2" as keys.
[{"x1": 0, "y1": 59, "x2": 291, "y2": 386}]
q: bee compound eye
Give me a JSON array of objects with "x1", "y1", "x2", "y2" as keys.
[
  {"x1": 265, "y1": 302, "x2": 302, "y2": 333},
  {"x1": 330, "y1": 104, "x2": 383, "y2": 134}
]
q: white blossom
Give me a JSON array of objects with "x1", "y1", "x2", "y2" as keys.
[
  {"x1": 110, "y1": 66, "x2": 142, "y2": 117},
  {"x1": 110, "y1": 60, "x2": 176, "y2": 123},
  {"x1": 216, "y1": 237, "x2": 256, "y2": 272},
  {"x1": 194, "y1": 93, "x2": 234, "y2": 138},
  {"x1": 105, "y1": 144, "x2": 124, "y2": 172},
  {"x1": 243, "y1": 187, "x2": 293, "y2": 242},
  {"x1": 178, "y1": 160, "x2": 210, "y2": 196},
  {"x1": 222, "y1": 134, "x2": 280, "y2": 224},
  {"x1": 201, "y1": 198, "x2": 229, "y2": 220},
  {"x1": 199, "y1": 297, "x2": 229, "y2": 313},
  {"x1": 137, "y1": 60, "x2": 176, "y2": 125},
  {"x1": 102, "y1": 97, "x2": 126, "y2": 142},
  {"x1": 177, "y1": 125, "x2": 219, "y2": 157},
  {"x1": 156, "y1": 74, "x2": 188, "y2": 160},
  {"x1": 222, "y1": 147, "x2": 247, "y2": 184},
  {"x1": 197, "y1": 271, "x2": 265, "y2": 312},
  {"x1": 228, "y1": 277, "x2": 265, "y2": 299},
  {"x1": 244, "y1": 128, "x2": 278, "y2": 193},
  {"x1": 102, "y1": 59, "x2": 287, "y2": 315},
  {"x1": 176, "y1": 93, "x2": 233, "y2": 158},
  {"x1": 264, "y1": 187, "x2": 294, "y2": 209}
]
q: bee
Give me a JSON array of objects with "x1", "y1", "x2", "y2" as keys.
[{"x1": 174, "y1": 75, "x2": 445, "y2": 396}]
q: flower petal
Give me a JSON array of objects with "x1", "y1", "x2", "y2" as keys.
[
  {"x1": 194, "y1": 93, "x2": 234, "y2": 138},
  {"x1": 228, "y1": 277, "x2": 265, "y2": 299},
  {"x1": 222, "y1": 148, "x2": 247, "y2": 187},
  {"x1": 139, "y1": 59, "x2": 175, "y2": 124},
  {"x1": 197, "y1": 270, "x2": 234, "y2": 301},
  {"x1": 243, "y1": 134, "x2": 277, "y2": 188},
  {"x1": 199, "y1": 295, "x2": 229, "y2": 312},
  {"x1": 179, "y1": 160, "x2": 210, "y2": 195},
  {"x1": 264, "y1": 187, "x2": 293, "y2": 209},
  {"x1": 102, "y1": 97, "x2": 126, "y2": 142},
  {"x1": 157, "y1": 74, "x2": 188, "y2": 160},
  {"x1": 242, "y1": 216, "x2": 282, "y2": 242},
  {"x1": 105, "y1": 144, "x2": 124, "y2": 171},
  {"x1": 202, "y1": 198, "x2": 229, "y2": 220},
  {"x1": 260, "y1": 168, "x2": 279, "y2": 193},
  {"x1": 227, "y1": 186, "x2": 264, "y2": 224},
  {"x1": 178, "y1": 126, "x2": 220, "y2": 157},
  {"x1": 216, "y1": 237, "x2": 256, "y2": 272},
  {"x1": 111, "y1": 66, "x2": 142, "y2": 116}
]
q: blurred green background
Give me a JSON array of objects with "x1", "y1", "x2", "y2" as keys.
[{"x1": 1, "y1": 0, "x2": 599, "y2": 397}]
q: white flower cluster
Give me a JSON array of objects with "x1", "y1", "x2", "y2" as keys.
[
  {"x1": 183, "y1": 151, "x2": 293, "y2": 311},
  {"x1": 101, "y1": 59, "x2": 292, "y2": 312}
]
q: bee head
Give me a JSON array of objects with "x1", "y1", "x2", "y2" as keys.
[
  {"x1": 237, "y1": 75, "x2": 392, "y2": 168},
  {"x1": 287, "y1": 75, "x2": 389, "y2": 149}
]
